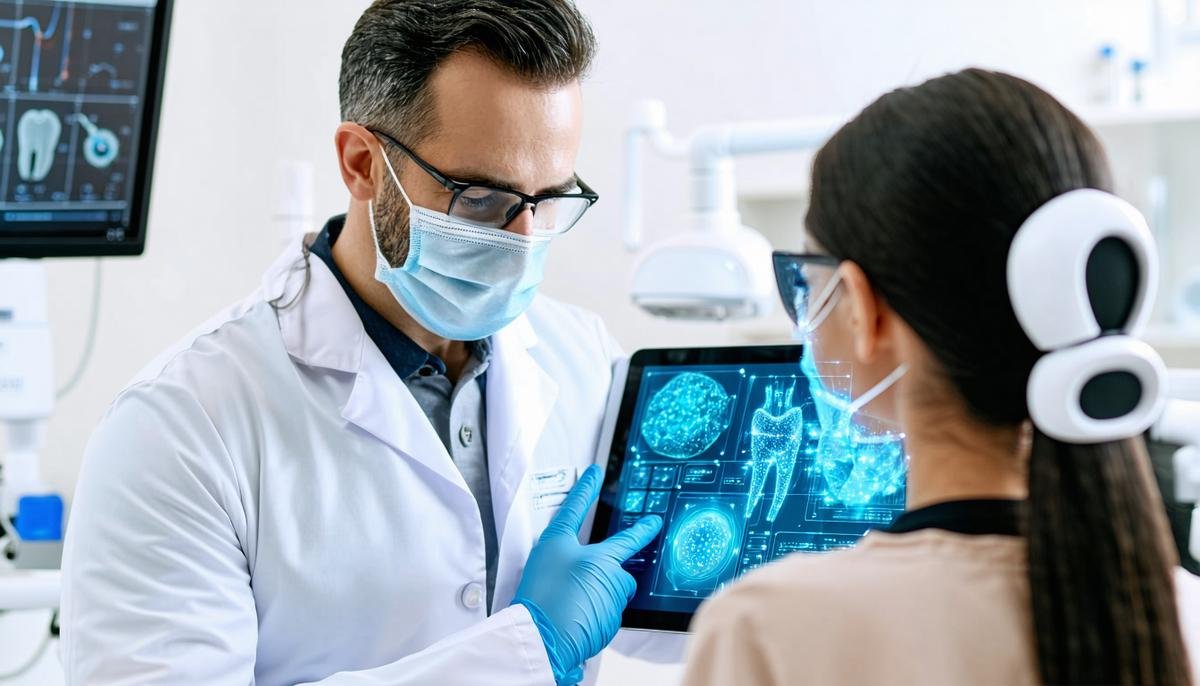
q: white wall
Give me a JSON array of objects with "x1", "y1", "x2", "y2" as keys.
[
  {"x1": 30, "y1": 0, "x2": 1165, "y2": 501},
  {"x1": 36, "y1": 0, "x2": 371, "y2": 496},
  {"x1": 2, "y1": 1, "x2": 1178, "y2": 684}
]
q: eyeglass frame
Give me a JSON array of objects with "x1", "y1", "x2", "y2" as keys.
[
  {"x1": 771, "y1": 251, "x2": 843, "y2": 328},
  {"x1": 368, "y1": 127, "x2": 600, "y2": 234}
]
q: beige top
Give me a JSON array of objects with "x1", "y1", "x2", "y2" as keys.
[{"x1": 681, "y1": 530, "x2": 1200, "y2": 686}]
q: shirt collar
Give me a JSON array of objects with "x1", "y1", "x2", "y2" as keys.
[
  {"x1": 885, "y1": 499, "x2": 1024, "y2": 537},
  {"x1": 308, "y1": 215, "x2": 491, "y2": 380}
]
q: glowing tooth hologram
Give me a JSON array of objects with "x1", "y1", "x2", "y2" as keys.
[
  {"x1": 746, "y1": 380, "x2": 807, "y2": 522},
  {"x1": 664, "y1": 502, "x2": 740, "y2": 590},
  {"x1": 17, "y1": 109, "x2": 62, "y2": 182},
  {"x1": 640, "y1": 373, "x2": 734, "y2": 459}
]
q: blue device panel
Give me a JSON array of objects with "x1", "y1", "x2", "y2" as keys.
[{"x1": 601, "y1": 358, "x2": 907, "y2": 619}]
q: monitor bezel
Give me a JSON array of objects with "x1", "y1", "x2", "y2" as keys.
[{"x1": 0, "y1": 0, "x2": 174, "y2": 258}]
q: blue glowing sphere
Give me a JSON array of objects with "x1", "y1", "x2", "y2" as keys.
[
  {"x1": 641, "y1": 373, "x2": 732, "y2": 459},
  {"x1": 668, "y1": 507, "x2": 737, "y2": 581}
]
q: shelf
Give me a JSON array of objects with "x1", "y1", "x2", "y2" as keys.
[{"x1": 1080, "y1": 104, "x2": 1200, "y2": 128}]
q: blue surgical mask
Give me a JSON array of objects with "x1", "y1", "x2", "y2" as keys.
[
  {"x1": 368, "y1": 145, "x2": 552, "y2": 341},
  {"x1": 800, "y1": 344, "x2": 908, "y2": 507}
]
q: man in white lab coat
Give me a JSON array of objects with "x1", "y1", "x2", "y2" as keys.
[{"x1": 59, "y1": 1, "x2": 672, "y2": 684}]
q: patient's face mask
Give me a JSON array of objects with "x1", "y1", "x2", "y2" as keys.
[
  {"x1": 369, "y1": 145, "x2": 551, "y2": 341},
  {"x1": 795, "y1": 273, "x2": 908, "y2": 506}
]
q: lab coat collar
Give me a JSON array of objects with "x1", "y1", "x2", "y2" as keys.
[
  {"x1": 265, "y1": 236, "x2": 366, "y2": 375},
  {"x1": 265, "y1": 236, "x2": 555, "y2": 507},
  {"x1": 265, "y1": 237, "x2": 460, "y2": 491}
]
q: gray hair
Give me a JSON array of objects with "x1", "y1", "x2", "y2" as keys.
[{"x1": 339, "y1": 0, "x2": 597, "y2": 143}]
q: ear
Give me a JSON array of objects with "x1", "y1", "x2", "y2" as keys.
[
  {"x1": 839, "y1": 260, "x2": 897, "y2": 364},
  {"x1": 335, "y1": 122, "x2": 381, "y2": 203}
]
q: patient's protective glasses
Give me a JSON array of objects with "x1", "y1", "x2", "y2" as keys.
[
  {"x1": 369, "y1": 128, "x2": 599, "y2": 236},
  {"x1": 772, "y1": 252, "x2": 843, "y2": 336}
]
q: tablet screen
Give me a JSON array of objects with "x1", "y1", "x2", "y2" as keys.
[{"x1": 592, "y1": 346, "x2": 907, "y2": 631}]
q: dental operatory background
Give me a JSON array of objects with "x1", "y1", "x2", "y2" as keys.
[{"x1": 5, "y1": 0, "x2": 1200, "y2": 683}]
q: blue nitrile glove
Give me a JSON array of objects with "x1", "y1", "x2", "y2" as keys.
[{"x1": 512, "y1": 465, "x2": 663, "y2": 686}]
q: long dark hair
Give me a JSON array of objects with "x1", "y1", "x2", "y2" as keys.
[{"x1": 806, "y1": 68, "x2": 1192, "y2": 685}]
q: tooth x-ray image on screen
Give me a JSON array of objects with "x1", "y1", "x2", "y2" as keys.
[{"x1": 596, "y1": 348, "x2": 907, "y2": 624}]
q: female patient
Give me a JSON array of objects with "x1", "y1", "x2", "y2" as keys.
[{"x1": 682, "y1": 69, "x2": 1199, "y2": 685}]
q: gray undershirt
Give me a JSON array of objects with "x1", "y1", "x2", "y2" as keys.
[{"x1": 404, "y1": 349, "x2": 498, "y2": 612}]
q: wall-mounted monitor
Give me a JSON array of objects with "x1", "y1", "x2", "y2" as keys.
[{"x1": 0, "y1": 0, "x2": 173, "y2": 258}]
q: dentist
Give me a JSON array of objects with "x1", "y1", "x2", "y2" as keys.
[{"x1": 60, "y1": 1, "x2": 663, "y2": 684}]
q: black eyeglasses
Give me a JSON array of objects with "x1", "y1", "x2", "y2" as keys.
[
  {"x1": 772, "y1": 251, "x2": 842, "y2": 330},
  {"x1": 369, "y1": 128, "x2": 599, "y2": 236}
]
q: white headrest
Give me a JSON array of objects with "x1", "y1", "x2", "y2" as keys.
[
  {"x1": 1008, "y1": 189, "x2": 1157, "y2": 349},
  {"x1": 1008, "y1": 189, "x2": 1165, "y2": 443}
]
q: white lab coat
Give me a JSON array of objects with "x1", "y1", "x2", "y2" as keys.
[{"x1": 60, "y1": 237, "x2": 680, "y2": 685}]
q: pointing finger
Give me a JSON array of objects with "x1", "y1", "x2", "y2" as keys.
[
  {"x1": 600, "y1": 515, "x2": 663, "y2": 561},
  {"x1": 541, "y1": 465, "x2": 602, "y2": 540}
]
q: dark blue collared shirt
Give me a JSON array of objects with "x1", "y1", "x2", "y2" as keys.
[{"x1": 309, "y1": 216, "x2": 450, "y2": 379}]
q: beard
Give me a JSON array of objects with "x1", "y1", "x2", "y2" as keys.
[{"x1": 374, "y1": 178, "x2": 411, "y2": 269}]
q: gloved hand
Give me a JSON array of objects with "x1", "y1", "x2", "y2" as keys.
[{"x1": 512, "y1": 464, "x2": 663, "y2": 686}]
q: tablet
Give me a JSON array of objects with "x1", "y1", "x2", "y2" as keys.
[{"x1": 589, "y1": 345, "x2": 908, "y2": 632}]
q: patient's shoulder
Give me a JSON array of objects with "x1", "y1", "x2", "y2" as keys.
[
  {"x1": 709, "y1": 536, "x2": 889, "y2": 610},
  {"x1": 696, "y1": 537, "x2": 879, "y2": 641},
  {"x1": 703, "y1": 529, "x2": 1026, "y2": 626}
]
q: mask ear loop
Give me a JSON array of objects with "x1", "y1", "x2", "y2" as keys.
[
  {"x1": 802, "y1": 267, "x2": 907, "y2": 413},
  {"x1": 799, "y1": 266, "x2": 909, "y2": 441},
  {"x1": 845, "y1": 363, "x2": 910, "y2": 442},
  {"x1": 370, "y1": 136, "x2": 548, "y2": 252},
  {"x1": 847, "y1": 363, "x2": 910, "y2": 415},
  {"x1": 374, "y1": 137, "x2": 417, "y2": 209},
  {"x1": 368, "y1": 138, "x2": 422, "y2": 271},
  {"x1": 801, "y1": 272, "x2": 844, "y2": 338}
]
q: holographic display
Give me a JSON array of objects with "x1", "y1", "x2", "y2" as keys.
[
  {"x1": 664, "y1": 500, "x2": 741, "y2": 591},
  {"x1": 640, "y1": 372, "x2": 734, "y2": 459},
  {"x1": 604, "y1": 359, "x2": 907, "y2": 617},
  {"x1": 816, "y1": 429, "x2": 906, "y2": 507},
  {"x1": 747, "y1": 379, "x2": 806, "y2": 523},
  {"x1": 807, "y1": 360, "x2": 907, "y2": 507}
]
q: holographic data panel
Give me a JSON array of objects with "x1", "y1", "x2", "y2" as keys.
[{"x1": 608, "y1": 360, "x2": 908, "y2": 616}]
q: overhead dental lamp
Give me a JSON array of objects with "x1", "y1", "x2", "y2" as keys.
[{"x1": 623, "y1": 100, "x2": 839, "y2": 321}]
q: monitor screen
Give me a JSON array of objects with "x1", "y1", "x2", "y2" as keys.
[
  {"x1": 592, "y1": 346, "x2": 908, "y2": 630},
  {"x1": 0, "y1": 0, "x2": 172, "y2": 257}
]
